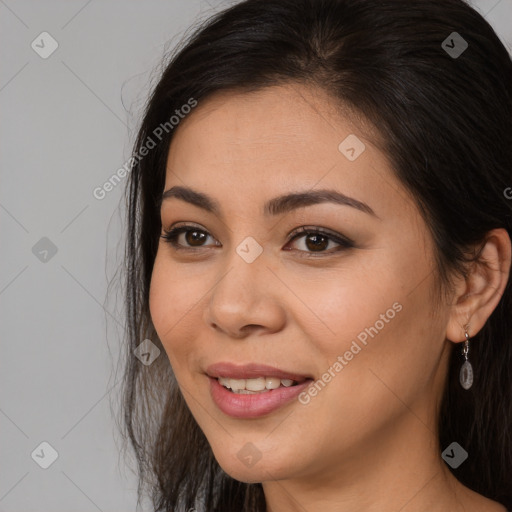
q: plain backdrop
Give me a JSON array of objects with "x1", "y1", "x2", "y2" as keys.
[{"x1": 1, "y1": 1, "x2": 511, "y2": 511}]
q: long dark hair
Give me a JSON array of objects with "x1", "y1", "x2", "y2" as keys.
[{"x1": 118, "y1": 0, "x2": 512, "y2": 510}]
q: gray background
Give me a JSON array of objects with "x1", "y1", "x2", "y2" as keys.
[{"x1": 0, "y1": 1, "x2": 511, "y2": 511}]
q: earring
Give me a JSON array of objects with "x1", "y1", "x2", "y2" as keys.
[{"x1": 459, "y1": 329, "x2": 473, "y2": 390}]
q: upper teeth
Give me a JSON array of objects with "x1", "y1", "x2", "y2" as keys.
[{"x1": 218, "y1": 376, "x2": 296, "y2": 391}]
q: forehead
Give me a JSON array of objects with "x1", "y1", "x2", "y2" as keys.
[
  {"x1": 170, "y1": 84, "x2": 373, "y2": 156},
  {"x1": 163, "y1": 83, "x2": 411, "y2": 220},
  {"x1": 172, "y1": 86, "x2": 363, "y2": 166}
]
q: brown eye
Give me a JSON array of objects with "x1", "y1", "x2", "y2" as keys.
[
  {"x1": 303, "y1": 233, "x2": 329, "y2": 252},
  {"x1": 161, "y1": 226, "x2": 218, "y2": 249},
  {"x1": 184, "y1": 230, "x2": 208, "y2": 246},
  {"x1": 161, "y1": 224, "x2": 353, "y2": 256},
  {"x1": 286, "y1": 227, "x2": 354, "y2": 255}
]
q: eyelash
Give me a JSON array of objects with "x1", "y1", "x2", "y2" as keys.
[{"x1": 160, "y1": 223, "x2": 354, "y2": 257}]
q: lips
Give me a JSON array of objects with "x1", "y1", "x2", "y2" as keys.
[
  {"x1": 205, "y1": 362, "x2": 312, "y2": 382},
  {"x1": 205, "y1": 362, "x2": 314, "y2": 418}
]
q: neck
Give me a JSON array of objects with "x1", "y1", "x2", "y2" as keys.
[{"x1": 262, "y1": 410, "x2": 498, "y2": 512}]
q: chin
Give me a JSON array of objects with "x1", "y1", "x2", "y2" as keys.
[
  {"x1": 210, "y1": 442, "x2": 298, "y2": 484},
  {"x1": 223, "y1": 469, "x2": 266, "y2": 484}
]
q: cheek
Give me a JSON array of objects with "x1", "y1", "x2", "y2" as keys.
[
  {"x1": 285, "y1": 257, "x2": 403, "y2": 351},
  {"x1": 303, "y1": 277, "x2": 407, "y2": 380},
  {"x1": 296, "y1": 249, "x2": 441, "y2": 400},
  {"x1": 148, "y1": 254, "x2": 171, "y2": 336},
  {"x1": 148, "y1": 253, "x2": 199, "y2": 365}
]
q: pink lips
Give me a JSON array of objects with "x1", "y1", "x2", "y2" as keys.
[
  {"x1": 206, "y1": 362, "x2": 313, "y2": 419},
  {"x1": 206, "y1": 362, "x2": 311, "y2": 382}
]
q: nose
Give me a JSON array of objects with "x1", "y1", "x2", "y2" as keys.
[{"x1": 202, "y1": 249, "x2": 287, "y2": 339}]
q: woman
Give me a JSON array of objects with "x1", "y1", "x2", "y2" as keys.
[{"x1": 119, "y1": 0, "x2": 512, "y2": 510}]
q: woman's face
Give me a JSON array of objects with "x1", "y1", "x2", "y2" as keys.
[{"x1": 149, "y1": 84, "x2": 453, "y2": 485}]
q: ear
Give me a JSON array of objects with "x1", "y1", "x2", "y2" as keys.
[{"x1": 445, "y1": 228, "x2": 511, "y2": 343}]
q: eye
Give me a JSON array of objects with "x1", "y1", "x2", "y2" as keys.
[
  {"x1": 160, "y1": 223, "x2": 354, "y2": 256},
  {"x1": 160, "y1": 224, "x2": 219, "y2": 250},
  {"x1": 284, "y1": 226, "x2": 354, "y2": 256}
]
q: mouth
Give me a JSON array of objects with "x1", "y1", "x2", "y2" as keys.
[
  {"x1": 205, "y1": 361, "x2": 312, "y2": 385},
  {"x1": 205, "y1": 362, "x2": 314, "y2": 418}
]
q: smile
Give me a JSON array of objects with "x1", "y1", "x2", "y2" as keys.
[
  {"x1": 206, "y1": 362, "x2": 313, "y2": 418},
  {"x1": 217, "y1": 376, "x2": 300, "y2": 393}
]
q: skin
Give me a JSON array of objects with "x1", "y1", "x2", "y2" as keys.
[{"x1": 148, "y1": 83, "x2": 511, "y2": 512}]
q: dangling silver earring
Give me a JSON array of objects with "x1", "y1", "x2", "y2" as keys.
[{"x1": 459, "y1": 329, "x2": 473, "y2": 390}]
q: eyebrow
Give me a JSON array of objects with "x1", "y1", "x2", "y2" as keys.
[{"x1": 159, "y1": 185, "x2": 377, "y2": 218}]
